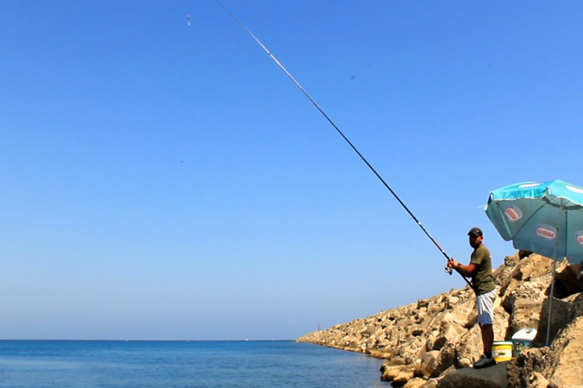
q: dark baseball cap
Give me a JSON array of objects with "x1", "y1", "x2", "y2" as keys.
[{"x1": 468, "y1": 227, "x2": 483, "y2": 237}]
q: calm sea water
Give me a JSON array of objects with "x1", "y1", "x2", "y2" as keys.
[{"x1": 0, "y1": 340, "x2": 390, "y2": 387}]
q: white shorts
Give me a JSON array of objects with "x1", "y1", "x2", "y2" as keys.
[{"x1": 476, "y1": 288, "x2": 497, "y2": 326}]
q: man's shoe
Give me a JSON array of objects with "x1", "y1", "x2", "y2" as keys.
[{"x1": 473, "y1": 354, "x2": 496, "y2": 369}]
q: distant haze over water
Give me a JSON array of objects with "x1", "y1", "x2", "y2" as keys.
[{"x1": 0, "y1": 340, "x2": 389, "y2": 387}]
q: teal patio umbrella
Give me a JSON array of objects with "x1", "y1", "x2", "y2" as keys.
[{"x1": 485, "y1": 179, "x2": 583, "y2": 345}]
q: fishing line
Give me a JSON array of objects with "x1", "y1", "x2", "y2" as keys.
[{"x1": 214, "y1": 0, "x2": 473, "y2": 290}]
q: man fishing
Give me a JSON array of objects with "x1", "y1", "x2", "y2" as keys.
[{"x1": 447, "y1": 227, "x2": 497, "y2": 369}]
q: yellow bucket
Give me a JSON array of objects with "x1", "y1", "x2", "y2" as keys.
[{"x1": 492, "y1": 341, "x2": 513, "y2": 362}]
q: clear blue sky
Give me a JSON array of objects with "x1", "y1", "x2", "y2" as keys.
[{"x1": 1, "y1": 1, "x2": 581, "y2": 340}]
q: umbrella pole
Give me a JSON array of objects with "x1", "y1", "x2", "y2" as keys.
[{"x1": 546, "y1": 204, "x2": 563, "y2": 346}]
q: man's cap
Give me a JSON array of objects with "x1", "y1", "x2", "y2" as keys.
[{"x1": 468, "y1": 227, "x2": 483, "y2": 237}]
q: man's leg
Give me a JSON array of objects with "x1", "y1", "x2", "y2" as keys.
[
  {"x1": 481, "y1": 323, "x2": 493, "y2": 355},
  {"x1": 474, "y1": 290, "x2": 497, "y2": 368}
]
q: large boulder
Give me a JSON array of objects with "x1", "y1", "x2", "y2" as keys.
[
  {"x1": 503, "y1": 278, "x2": 548, "y2": 338},
  {"x1": 508, "y1": 313, "x2": 583, "y2": 387},
  {"x1": 549, "y1": 315, "x2": 583, "y2": 387},
  {"x1": 437, "y1": 362, "x2": 508, "y2": 388}
]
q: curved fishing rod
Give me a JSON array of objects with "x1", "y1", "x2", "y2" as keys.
[{"x1": 214, "y1": 0, "x2": 474, "y2": 290}]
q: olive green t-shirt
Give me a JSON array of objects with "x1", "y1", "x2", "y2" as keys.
[{"x1": 470, "y1": 243, "x2": 496, "y2": 295}]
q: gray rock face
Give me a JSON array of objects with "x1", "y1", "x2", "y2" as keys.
[
  {"x1": 438, "y1": 362, "x2": 508, "y2": 388},
  {"x1": 296, "y1": 253, "x2": 583, "y2": 387}
]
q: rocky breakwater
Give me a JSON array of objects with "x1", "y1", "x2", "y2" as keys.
[{"x1": 297, "y1": 251, "x2": 583, "y2": 387}]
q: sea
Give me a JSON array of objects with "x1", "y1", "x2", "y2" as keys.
[{"x1": 0, "y1": 340, "x2": 391, "y2": 387}]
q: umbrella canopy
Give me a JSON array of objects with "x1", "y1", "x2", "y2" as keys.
[
  {"x1": 485, "y1": 179, "x2": 583, "y2": 264},
  {"x1": 485, "y1": 179, "x2": 583, "y2": 345}
]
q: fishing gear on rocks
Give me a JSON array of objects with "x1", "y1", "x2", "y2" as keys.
[{"x1": 214, "y1": 0, "x2": 473, "y2": 290}]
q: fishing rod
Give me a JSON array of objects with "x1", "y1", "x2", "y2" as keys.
[{"x1": 214, "y1": 0, "x2": 474, "y2": 290}]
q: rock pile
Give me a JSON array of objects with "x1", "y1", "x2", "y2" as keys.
[{"x1": 297, "y1": 252, "x2": 583, "y2": 387}]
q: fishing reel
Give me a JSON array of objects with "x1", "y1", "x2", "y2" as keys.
[{"x1": 444, "y1": 264, "x2": 453, "y2": 275}]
